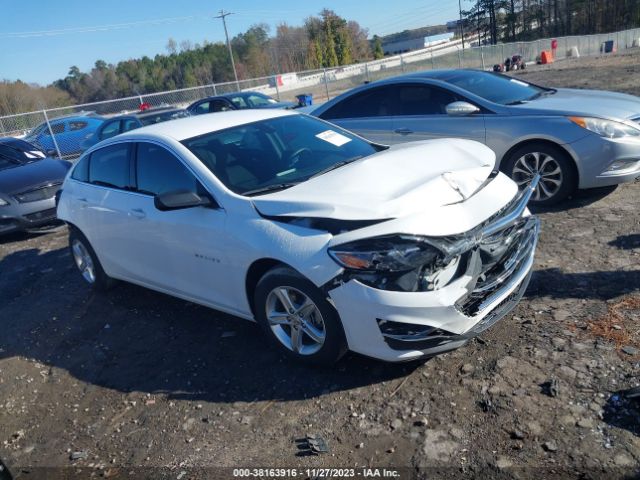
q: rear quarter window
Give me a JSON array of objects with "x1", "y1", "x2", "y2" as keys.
[
  {"x1": 88, "y1": 143, "x2": 131, "y2": 189},
  {"x1": 69, "y1": 121, "x2": 88, "y2": 131},
  {"x1": 71, "y1": 155, "x2": 90, "y2": 182},
  {"x1": 42, "y1": 123, "x2": 65, "y2": 135}
]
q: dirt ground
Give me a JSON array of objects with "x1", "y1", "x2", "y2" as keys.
[
  {"x1": 1, "y1": 53, "x2": 639, "y2": 480},
  {"x1": 513, "y1": 48, "x2": 640, "y2": 96}
]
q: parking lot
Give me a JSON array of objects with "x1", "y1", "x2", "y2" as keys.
[{"x1": 1, "y1": 55, "x2": 639, "y2": 479}]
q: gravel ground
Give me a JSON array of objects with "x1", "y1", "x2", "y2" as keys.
[{"x1": 1, "y1": 54, "x2": 639, "y2": 480}]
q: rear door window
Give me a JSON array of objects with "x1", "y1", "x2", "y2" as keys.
[
  {"x1": 320, "y1": 86, "x2": 397, "y2": 119},
  {"x1": 228, "y1": 96, "x2": 248, "y2": 109},
  {"x1": 88, "y1": 143, "x2": 131, "y2": 189},
  {"x1": 211, "y1": 100, "x2": 233, "y2": 112}
]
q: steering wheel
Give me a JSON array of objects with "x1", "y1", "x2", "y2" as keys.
[{"x1": 287, "y1": 147, "x2": 312, "y2": 164}]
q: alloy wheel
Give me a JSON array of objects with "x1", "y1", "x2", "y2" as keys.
[
  {"x1": 512, "y1": 152, "x2": 563, "y2": 201},
  {"x1": 265, "y1": 286, "x2": 326, "y2": 355},
  {"x1": 71, "y1": 239, "x2": 96, "y2": 284}
]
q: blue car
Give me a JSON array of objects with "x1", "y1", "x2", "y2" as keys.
[{"x1": 24, "y1": 115, "x2": 104, "y2": 158}]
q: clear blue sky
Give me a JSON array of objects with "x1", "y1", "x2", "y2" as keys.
[{"x1": 1, "y1": 0, "x2": 461, "y2": 85}]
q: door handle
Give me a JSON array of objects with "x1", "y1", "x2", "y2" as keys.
[
  {"x1": 394, "y1": 128, "x2": 413, "y2": 135},
  {"x1": 128, "y1": 208, "x2": 146, "y2": 219},
  {"x1": 77, "y1": 197, "x2": 87, "y2": 202}
]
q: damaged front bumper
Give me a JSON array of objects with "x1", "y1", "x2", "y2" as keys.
[{"x1": 327, "y1": 178, "x2": 540, "y2": 362}]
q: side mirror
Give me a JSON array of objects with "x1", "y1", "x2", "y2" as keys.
[
  {"x1": 154, "y1": 190, "x2": 212, "y2": 211},
  {"x1": 445, "y1": 101, "x2": 480, "y2": 116}
]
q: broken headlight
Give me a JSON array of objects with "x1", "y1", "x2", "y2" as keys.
[{"x1": 328, "y1": 235, "x2": 465, "y2": 292}]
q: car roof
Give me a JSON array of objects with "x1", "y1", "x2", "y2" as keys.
[
  {"x1": 137, "y1": 107, "x2": 185, "y2": 118},
  {"x1": 49, "y1": 115, "x2": 104, "y2": 123},
  {"x1": 116, "y1": 109, "x2": 295, "y2": 142},
  {"x1": 196, "y1": 91, "x2": 267, "y2": 102},
  {"x1": 380, "y1": 68, "x2": 485, "y2": 83}
]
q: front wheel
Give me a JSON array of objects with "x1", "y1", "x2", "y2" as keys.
[
  {"x1": 254, "y1": 267, "x2": 347, "y2": 365},
  {"x1": 503, "y1": 143, "x2": 577, "y2": 206}
]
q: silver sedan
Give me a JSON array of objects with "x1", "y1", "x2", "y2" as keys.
[{"x1": 310, "y1": 70, "x2": 640, "y2": 205}]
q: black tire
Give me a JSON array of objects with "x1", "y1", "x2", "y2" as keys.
[
  {"x1": 502, "y1": 142, "x2": 577, "y2": 207},
  {"x1": 68, "y1": 227, "x2": 116, "y2": 291},
  {"x1": 254, "y1": 266, "x2": 348, "y2": 366}
]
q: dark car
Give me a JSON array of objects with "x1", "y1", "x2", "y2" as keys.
[
  {"x1": 24, "y1": 114, "x2": 104, "y2": 158},
  {"x1": 187, "y1": 91, "x2": 296, "y2": 115},
  {"x1": 0, "y1": 137, "x2": 71, "y2": 235},
  {"x1": 80, "y1": 107, "x2": 190, "y2": 150}
]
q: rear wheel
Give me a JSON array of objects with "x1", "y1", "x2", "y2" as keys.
[
  {"x1": 69, "y1": 227, "x2": 115, "y2": 291},
  {"x1": 503, "y1": 142, "x2": 577, "y2": 206},
  {"x1": 254, "y1": 266, "x2": 347, "y2": 365}
]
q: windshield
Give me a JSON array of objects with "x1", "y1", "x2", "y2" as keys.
[
  {"x1": 228, "y1": 93, "x2": 277, "y2": 109},
  {"x1": 444, "y1": 71, "x2": 547, "y2": 105},
  {"x1": 182, "y1": 114, "x2": 378, "y2": 196},
  {"x1": 0, "y1": 141, "x2": 46, "y2": 170}
]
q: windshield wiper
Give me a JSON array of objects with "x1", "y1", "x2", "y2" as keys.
[
  {"x1": 506, "y1": 88, "x2": 557, "y2": 106},
  {"x1": 309, "y1": 156, "x2": 363, "y2": 180},
  {"x1": 527, "y1": 89, "x2": 557, "y2": 102},
  {"x1": 243, "y1": 182, "x2": 300, "y2": 197}
]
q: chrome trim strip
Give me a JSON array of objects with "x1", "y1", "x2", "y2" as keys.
[
  {"x1": 474, "y1": 219, "x2": 539, "y2": 314},
  {"x1": 473, "y1": 218, "x2": 538, "y2": 293},
  {"x1": 481, "y1": 174, "x2": 540, "y2": 238}
]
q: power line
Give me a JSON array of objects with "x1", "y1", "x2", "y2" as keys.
[
  {"x1": 214, "y1": 10, "x2": 240, "y2": 90},
  {"x1": 0, "y1": 14, "x2": 210, "y2": 39}
]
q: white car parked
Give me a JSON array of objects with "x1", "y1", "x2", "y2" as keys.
[{"x1": 57, "y1": 110, "x2": 539, "y2": 364}]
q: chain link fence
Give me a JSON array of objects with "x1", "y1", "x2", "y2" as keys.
[{"x1": 2, "y1": 27, "x2": 640, "y2": 160}]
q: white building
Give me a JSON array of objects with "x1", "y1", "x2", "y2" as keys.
[{"x1": 382, "y1": 32, "x2": 455, "y2": 55}]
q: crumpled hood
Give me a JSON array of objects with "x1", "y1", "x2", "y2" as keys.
[
  {"x1": 512, "y1": 88, "x2": 640, "y2": 120},
  {"x1": 252, "y1": 139, "x2": 495, "y2": 221}
]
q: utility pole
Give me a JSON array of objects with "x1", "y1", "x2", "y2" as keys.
[
  {"x1": 458, "y1": 0, "x2": 465, "y2": 50},
  {"x1": 215, "y1": 10, "x2": 240, "y2": 91}
]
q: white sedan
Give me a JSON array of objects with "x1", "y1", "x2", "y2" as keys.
[{"x1": 57, "y1": 110, "x2": 539, "y2": 364}]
